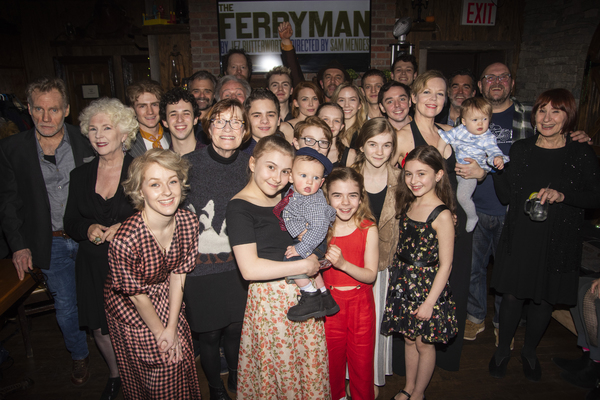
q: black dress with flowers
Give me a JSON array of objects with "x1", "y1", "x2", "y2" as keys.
[{"x1": 381, "y1": 205, "x2": 458, "y2": 344}]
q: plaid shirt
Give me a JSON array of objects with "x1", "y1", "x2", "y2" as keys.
[
  {"x1": 439, "y1": 124, "x2": 509, "y2": 172},
  {"x1": 511, "y1": 97, "x2": 534, "y2": 142},
  {"x1": 282, "y1": 187, "x2": 336, "y2": 258}
]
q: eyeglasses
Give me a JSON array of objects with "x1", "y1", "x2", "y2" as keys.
[
  {"x1": 299, "y1": 137, "x2": 331, "y2": 149},
  {"x1": 482, "y1": 73, "x2": 511, "y2": 84},
  {"x1": 211, "y1": 119, "x2": 244, "y2": 130}
]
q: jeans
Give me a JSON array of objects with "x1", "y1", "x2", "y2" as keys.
[
  {"x1": 467, "y1": 211, "x2": 504, "y2": 326},
  {"x1": 43, "y1": 237, "x2": 88, "y2": 360}
]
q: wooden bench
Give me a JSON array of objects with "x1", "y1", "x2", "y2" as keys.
[{"x1": 0, "y1": 259, "x2": 38, "y2": 357}]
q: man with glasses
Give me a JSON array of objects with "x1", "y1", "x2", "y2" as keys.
[{"x1": 459, "y1": 62, "x2": 589, "y2": 345}]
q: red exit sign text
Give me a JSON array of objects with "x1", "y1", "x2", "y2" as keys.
[{"x1": 461, "y1": 0, "x2": 497, "y2": 26}]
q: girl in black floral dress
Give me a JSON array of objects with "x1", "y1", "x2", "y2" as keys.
[{"x1": 382, "y1": 146, "x2": 458, "y2": 400}]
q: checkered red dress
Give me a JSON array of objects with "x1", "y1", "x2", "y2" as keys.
[{"x1": 105, "y1": 209, "x2": 201, "y2": 399}]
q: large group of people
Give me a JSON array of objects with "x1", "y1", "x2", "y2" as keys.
[{"x1": 0, "y1": 19, "x2": 599, "y2": 400}]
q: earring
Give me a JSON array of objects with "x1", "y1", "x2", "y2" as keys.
[{"x1": 122, "y1": 142, "x2": 127, "y2": 152}]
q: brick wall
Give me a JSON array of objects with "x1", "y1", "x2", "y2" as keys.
[
  {"x1": 189, "y1": 0, "x2": 220, "y2": 75},
  {"x1": 516, "y1": 0, "x2": 599, "y2": 102},
  {"x1": 188, "y1": 0, "x2": 396, "y2": 78}
]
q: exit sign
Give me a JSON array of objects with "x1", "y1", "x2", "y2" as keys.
[{"x1": 461, "y1": 0, "x2": 497, "y2": 26}]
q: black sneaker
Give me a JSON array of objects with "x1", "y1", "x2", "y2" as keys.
[
  {"x1": 321, "y1": 289, "x2": 340, "y2": 316},
  {"x1": 287, "y1": 290, "x2": 325, "y2": 321}
]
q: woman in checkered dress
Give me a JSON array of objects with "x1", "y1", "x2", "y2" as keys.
[{"x1": 105, "y1": 149, "x2": 201, "y2": 399}]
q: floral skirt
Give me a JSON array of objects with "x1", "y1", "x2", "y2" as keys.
[
  {"x1": 237, "y1": 280, "x2": 331, "y2": 399},
  {"x1": 381, "y1": 262, "x2": 458, "y2": 344}
]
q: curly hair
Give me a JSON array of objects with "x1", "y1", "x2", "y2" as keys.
[
  {"x1": 159, "y1": 87, "x2": 200, "y2": 122},
  {"x1": 79, "y1": 98, "x2": 138, "y2": 150},
  {"x1": 123, "y1": 149, "x2": 191, "y2": 211}
]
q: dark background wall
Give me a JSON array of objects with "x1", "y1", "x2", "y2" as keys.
[
  {"x1": 1, "y1": 0, "x2": 598, "y2": 118},
  {"x1": 516, "y1": 0, "x2": 599, "y2": 102}
]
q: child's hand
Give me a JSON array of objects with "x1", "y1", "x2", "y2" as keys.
[
  {"x1": 296, "y1": 228, "x2": 307, "y2": 242},
  {"x1": 494, "y1": 156, "x2": 504, "y2": 170},
  {"x1": 411, "y1": 302, "x2": 433, "y2": 321},
  {"x1": 285, "y1": 245, "x2": 300, "y2": 259},
  {"x1": 325, "y1": 245, "x2": 346, "y2": 270}
]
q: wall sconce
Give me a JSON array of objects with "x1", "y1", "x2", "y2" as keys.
[
  {"x1": 170, "y1": 45, "x2": 183, "y2": 87},
  {"x1": 412, "y1": 0, "x2": 429, "y2": 23}
]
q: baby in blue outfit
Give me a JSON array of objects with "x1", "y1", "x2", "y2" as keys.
[{"x1": 439, "y1": 97, "x2": 509, "y2": 232}]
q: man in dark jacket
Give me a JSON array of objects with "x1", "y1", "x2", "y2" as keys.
[{"x1": 0, "y1": 77, "x2": 94, "y2": 385}]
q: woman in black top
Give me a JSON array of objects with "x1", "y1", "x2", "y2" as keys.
[
  {"x1": 489, "y1": 89, "x2": 600, "y2": 381},
  {"x1": 64, "y1": 98, "x2": 137, "y2": 400},
  {"x1": 390, "y1": 70, "x2": 473, "y2": 374}
]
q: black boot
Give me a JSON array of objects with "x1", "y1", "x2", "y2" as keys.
[
  {"x1": 562, "y1": 361, "x2": 600, "y2": 390},
  {"x1": 553, "y1": 351, "x2": 591, "y2": 373},
  {"x1": 287, "y1": 290, "x2": 325, "y2": 321},
  {"x1": 587, "y1": 381, "x2": 600, "y2": 400},
  {"x1": 100, "y1": 377, "x2": 121, "y2": 400},
  {"x1": 227, "y1": 368, "x2": 237, "y2": 393},
  {"x1": 209, "y1": 382, "x2": 232, "y2": 400},
  {"x1": 321, "y1": 289, "x2": 340, "y2": 316}
]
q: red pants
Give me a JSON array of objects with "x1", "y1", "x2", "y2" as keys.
[{"x1": 325, "y1": 285, "x2": 375, "y2": 400}]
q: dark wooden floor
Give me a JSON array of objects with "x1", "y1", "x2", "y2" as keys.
[{"x1": 0, "y1": 299, "x2": 587, "y2": 400}]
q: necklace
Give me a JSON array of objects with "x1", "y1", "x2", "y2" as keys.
[{"x1": 142, "y1": 211, "x2": 175, "y2": 255}]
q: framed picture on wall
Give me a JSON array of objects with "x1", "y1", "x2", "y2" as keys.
[
  {"x1": 217, "y1": 0, "x2": 371, "y2": 73},
  {"x1": 81, "y1": 84, "x2": 100, "y2": 99}
]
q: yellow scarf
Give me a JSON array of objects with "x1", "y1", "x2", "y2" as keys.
[{"x1": 139, "y1": 125, "x2": 164, "y2": 149}]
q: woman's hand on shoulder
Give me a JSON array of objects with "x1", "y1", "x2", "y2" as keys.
[
  {"x1": 103, "y1": 223, "x2": 122, "y2": 243},
  {"x1": 570, "y1": 130, "x2": 591, "y2": 144}
]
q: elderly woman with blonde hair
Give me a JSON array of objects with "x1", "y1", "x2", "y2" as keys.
[
  {"x1": 64, "y1": 97, "x2": 138, "y2": 400},
  {"x1": 104, "y1": 149, "x2": 201, "y2": 399}
]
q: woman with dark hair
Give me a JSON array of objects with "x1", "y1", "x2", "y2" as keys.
[
  {"x1": 489, "y1": 88, "x2": 600, "y2": 381},
  {"x1": 183, "y1": 98, "x2": 251, "y2": 400},
  {"x1": 64, "y1": 98, "x2": 138, "y2": 399},
  {"x1": 227, "y1": 135, "x2": 327, "y2": 398},
  {"x1": 280, "y1": 82, "x2": 324, "y2": 139}
]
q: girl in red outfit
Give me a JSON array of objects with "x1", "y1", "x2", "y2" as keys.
[{"x1": 323, "y1": 167, "x2": 379, "y2": 400}]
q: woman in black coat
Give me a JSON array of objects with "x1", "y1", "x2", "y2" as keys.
[
  {"x1": 64, "y1": 98, "x2": 137, "y2": 400},
  {"x1": 489, "y1": 89, "x2": 600, "y2": 381}
]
